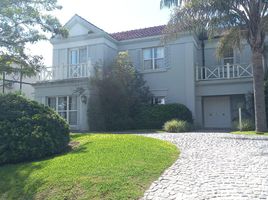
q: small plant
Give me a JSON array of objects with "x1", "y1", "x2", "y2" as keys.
[
  {"x1": 163, "y1": 119, "x2": 191, "y2": 133},
  {"x1": 136, "y1": 104, "x2": 193, "y2": 130},
  {"x1": 234, "y1": 119, "x2": 255, "y2": 131}
]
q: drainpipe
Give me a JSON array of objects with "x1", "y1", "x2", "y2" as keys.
[
  {"x1": 201, "y1": 39, "x2": 205, "y2": 79},
  {"x1": 201, "y1": 39, "x2": 205, "y2": 67},
  {"x1": 19, "y1": 66, "x2": 23, "y2": 94},
  {"x1": 2, "y1": 72, "x2": 5, "y2": 94}
]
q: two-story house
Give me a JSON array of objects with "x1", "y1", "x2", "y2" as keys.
[{"x1": 33, "y1": 14, "x2": 268, "y2": 131}]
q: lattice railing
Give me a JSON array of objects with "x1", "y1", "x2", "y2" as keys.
[
  {"x1": 38, "y1": 63, "x2": 92, "y2": 81},
  {"x1": 196, "y1": 63, "x2": 253, "y2": 81}
]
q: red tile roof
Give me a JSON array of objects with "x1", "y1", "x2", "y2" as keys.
[{"x1": 110, "y1": 25, "x2": 166, "y2": 41}]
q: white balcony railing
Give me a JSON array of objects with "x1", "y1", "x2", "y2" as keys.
[
  {"x1": 38, "y1": 63, "x2": 92, "y2": 81},
  {"x1": 196, "y1": 63, "x2": 253, "y2": 81}
]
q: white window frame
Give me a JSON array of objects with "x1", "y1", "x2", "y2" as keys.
[
  {"x1": 152, "y1": 96, "x2": 166, "y2": 105},
  {"x1": 222, "y1": 48, "x2": 235, "y2": 65},
  {"x1": 69, "y1": 47, "x2": 87, "y2": 65},
  {"x1": 143, "y1": 47, "x2": 164, "y2": 70},
  {"x1": 47, "y1": 96, "x2": 78, "y2": 126}
]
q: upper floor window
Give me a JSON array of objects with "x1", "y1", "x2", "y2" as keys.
[
  {"x1": 69, "y1": 47, "x2": 87, "y2": 65},
  {"x1": 223, "y1": 48, "x2": 234, "y2": 65},
  {"x1": 143, "y1": 47, "x2": 164, "y2": 70}
]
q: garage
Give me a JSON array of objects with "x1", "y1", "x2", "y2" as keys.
[{"x1": 203, "y1": 96, "x2": 232, "y2": 128}]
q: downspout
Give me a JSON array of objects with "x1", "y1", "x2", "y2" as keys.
[
  {"x1": 201, "y1": 39, "x2": 205, "y2": 79},
  {"x1": 201, "y1": 39, "x2": 205, "y2": 67},
  {"x1": 19, "y1": 65, "x2": 23, "y2": 94}
]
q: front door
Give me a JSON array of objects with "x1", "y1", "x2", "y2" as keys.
[{"x1": 204, "y1": 96, "x2": 231, "y2": 128}]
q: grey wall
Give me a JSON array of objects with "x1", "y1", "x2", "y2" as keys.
[{"x1": 119, "y1": 36, "x2": 198, "y2": 119}]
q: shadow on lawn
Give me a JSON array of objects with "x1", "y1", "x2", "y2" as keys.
[
  {"x1": 0, "y1": 161, "x2": 46, "y2": 199},
  {"x1": 0, "y1": 136, "x2": 93, "y2": 199}
]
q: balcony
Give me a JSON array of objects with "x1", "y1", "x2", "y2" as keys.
[
  {"x1": 38, "y1": 63, "x2": 92, "y2": 81},
  {"x1": 196, "y1": 63, "x2": 253, "y2": 81}
]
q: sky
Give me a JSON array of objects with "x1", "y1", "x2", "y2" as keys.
[{"x1": 30, "y1": 0, "x2": 171, "y2": 66}]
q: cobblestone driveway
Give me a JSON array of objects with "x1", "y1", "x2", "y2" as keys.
[{"x1": 141, "y1": 132, "x2": 268, "y2": 200}]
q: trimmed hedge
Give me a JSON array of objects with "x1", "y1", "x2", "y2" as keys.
[
  {"x1": 135, "y1": 103, "x2": 193, "y2": 129},
  {"x1": 0, "y1": 94, "x2": 70, "y2": 165}
]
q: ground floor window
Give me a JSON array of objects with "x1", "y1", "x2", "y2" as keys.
[
  {"x1": 152, "y1": 96, "x2": 166, "y2": 105},
  {"x1": 47, "y1": 96, "x2": 78, "y2": 126}
]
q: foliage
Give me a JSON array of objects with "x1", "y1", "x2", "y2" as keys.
[
  {"x1": 135, "y1": 103, "x2": 193, "y2": 129},
  {"x1": 0, "y1": 134, "x2": 179, "y2": 199},
  {"x1": 88, "y1": 52, "x2": 152, "y2": 131},
  {"x1": 0, "y1": 0, "x2": 67, "y2": 77},
  {"x1": 163, "y1": 119, "x2": 191, "y2": 132},
  {"x1": 161, "y1": 0, "x2": 268, "y2": 132},
  {"x1": 0, "y1": 93, "x2": 70, "y2": 165},
  {"x1": 234, "y1": 119, "x2": 255, "y2": 131}
]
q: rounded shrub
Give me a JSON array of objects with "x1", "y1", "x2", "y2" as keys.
[
  {"x1": 163, "y1": 119, "x2": 191, "y2": 132},
  {"x1": 135, "y1": 104, "x2": 193, "y2": 129},
  {"x1": 0, "y1": 94, "x2": 70, "y2": 165}
]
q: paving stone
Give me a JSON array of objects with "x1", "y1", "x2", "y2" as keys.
[{"x1": 139, "y1": 132, "x2": 268, "y2": 200}]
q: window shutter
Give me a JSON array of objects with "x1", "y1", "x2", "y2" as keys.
[
  {"x1": 164, "y1": 46, "x2": 170, "y2": 68},
  {"x1": 136, "y1": 49, "x2": 142, "y2": 71}
]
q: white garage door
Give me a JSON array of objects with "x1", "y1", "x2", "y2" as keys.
[{"x1": 204, "y1": 96, "x2": 231, "y2": 128}]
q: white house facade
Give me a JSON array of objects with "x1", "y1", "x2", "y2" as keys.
[{"x1": 33, "y1": 14, "x2": 268, "y2": 131}]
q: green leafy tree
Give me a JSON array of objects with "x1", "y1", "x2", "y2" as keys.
[
  {"x1": 88, "y1": 52, "x2": 152, "y2": 131},
  {"x1": 161, "y1": 0, "x2": 268, "y2": 132},
  {"x1": 0, "y1": 0, "x2": 67, "y2": 77}
]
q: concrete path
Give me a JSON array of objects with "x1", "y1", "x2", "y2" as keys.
[{"x1": 140, "y1": 132, "x2": 268, "y2": 200}]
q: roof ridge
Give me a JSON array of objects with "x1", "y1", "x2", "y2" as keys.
[
  {"x1": 110, "y1": 25, "x2": 166, "y2": 35},
  {"x1": 110, "y1": 25, "x2": 166, "y2": 41}
]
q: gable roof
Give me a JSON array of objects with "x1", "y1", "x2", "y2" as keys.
[
  {"x1": 110, "y1": 25, "x2": 166, "y2": 41},
  {"x1": 64, "y1": 14, "x2": 107, "y2": 35},
  {"x1": 63, "y1": 15, "x2": 166, "y2": 42}
]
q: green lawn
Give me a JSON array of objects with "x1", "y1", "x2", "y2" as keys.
[
  {"x1": 231, "y1": 131, "x2": 268, "y2": 136},
  {"x1": 0, "y1": 134, "x2": 179, "y2": 200}
]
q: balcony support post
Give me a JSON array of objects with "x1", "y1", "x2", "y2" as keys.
[{"x1": 227, "y1": 63, "x2": 230, "y2": 79}]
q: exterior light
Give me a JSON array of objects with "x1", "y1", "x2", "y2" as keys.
[{"x1": 81, "y1": 95, "x2": 87, "y2": 104}]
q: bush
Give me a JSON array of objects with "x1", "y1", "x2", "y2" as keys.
[
  {"x1": 0, "y1": 94, "x2": 70, "y2": 165},
  {"x1": 88, "y1": 52, "x2": 152, "y2": 131},
  {"x1": 163, "y1": 120, "x2": 191, "y2": 132},
  {"x1": 135, "y1": 104, "x2": 193, "y2": 129},
  {"x1": 234, "y1": 119, "x2": 255, "y2": 131}
]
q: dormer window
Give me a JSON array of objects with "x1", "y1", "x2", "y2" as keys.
[{"x1": 143, "y1": 47, "x2": 164, "y2": 70}]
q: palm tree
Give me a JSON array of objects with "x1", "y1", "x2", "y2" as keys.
[{"x1": 161, "y1": 0, "x2": 268, "y2": 132}]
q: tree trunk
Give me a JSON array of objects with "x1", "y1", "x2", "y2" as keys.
[{"x1": 252, "y1": 48, "x2": 267, "y2": 132}]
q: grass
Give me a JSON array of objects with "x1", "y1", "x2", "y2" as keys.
[
  {"x1": 231, "y1": 131, "x2": 268, "y2": 136},
  {"x1": 0, "y1": 134, "x2": 179, "y2": 200}
]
